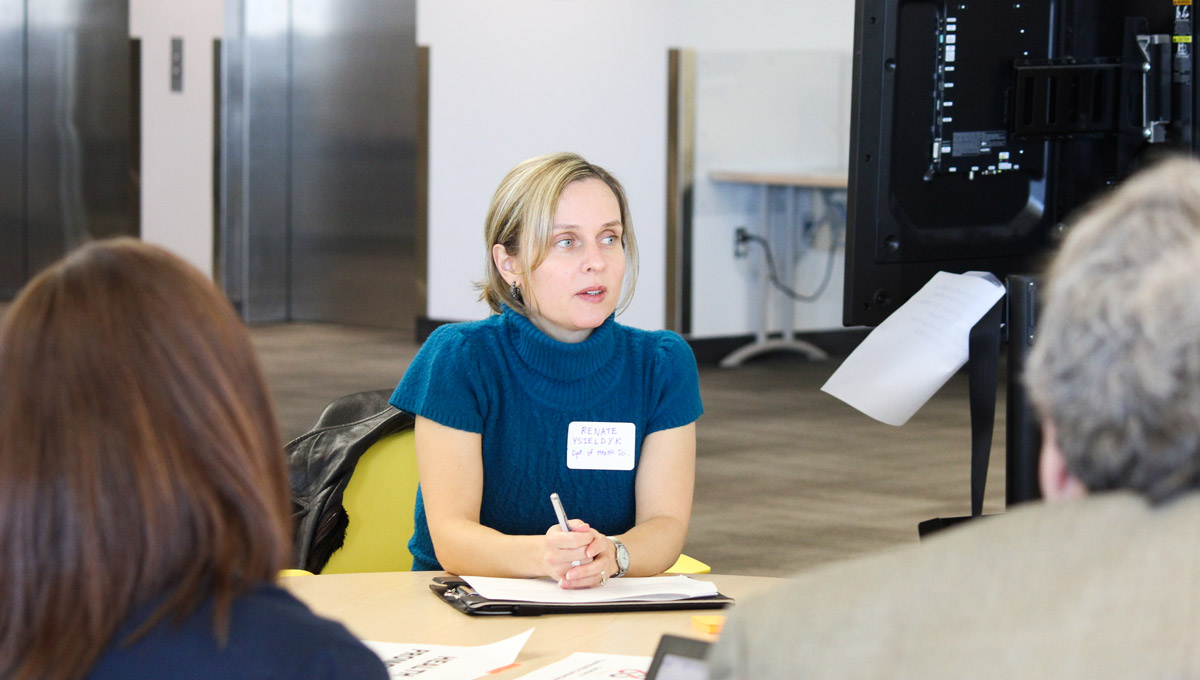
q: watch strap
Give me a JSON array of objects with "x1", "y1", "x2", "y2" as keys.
[{"x1": 610, "y1": 537, "x2": 630, "y2": 578}]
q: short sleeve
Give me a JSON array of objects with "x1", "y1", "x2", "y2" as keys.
[
  {"x1": 645, "y1": 331, "x2": 704, "y2": 434},
  {"x1": 388, "y1": 325, "x2": 486, "y2": 433}
]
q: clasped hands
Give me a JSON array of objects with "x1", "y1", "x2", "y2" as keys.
[{"x1": 543, "y1": 519, "x2": 616, "y2": 589}]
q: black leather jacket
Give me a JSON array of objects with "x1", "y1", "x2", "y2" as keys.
[{"x1": 286, "y1": 389, "x2": 414, "y2": 573}]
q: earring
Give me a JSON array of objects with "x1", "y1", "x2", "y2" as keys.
[{"x1": 509, "y1": 281, "x2": 522, "y2": 302}]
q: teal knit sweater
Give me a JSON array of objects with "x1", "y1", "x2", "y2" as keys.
[{"x1": 390, "y1": 306, "x2": 704, "y2": 571}]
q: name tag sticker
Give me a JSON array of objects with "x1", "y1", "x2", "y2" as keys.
[{"x1": 566, "y1": 421, "x2": 636, "y2": 471}]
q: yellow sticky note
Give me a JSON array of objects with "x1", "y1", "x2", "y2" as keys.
[{"x1": 692, "y1": 614, "x2": 725, "y2": 635}]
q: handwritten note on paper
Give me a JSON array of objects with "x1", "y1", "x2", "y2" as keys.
[
  {"x1": 363, "y1": 628, "x2": 532, "y2": 680},
  {"x1": 512, "y1": 652, "x2": 650, "y2": 679},
  {"x1": 462, "y1": 574, "x2": 718, "y2": 604},
  {"x1": 821, "y1": 271, "x2": 1005, "y2": 426}
]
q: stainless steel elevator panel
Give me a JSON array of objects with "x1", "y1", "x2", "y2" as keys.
[
  {"x1": 0, "y1": 0, "x2": 26, "y2": 296},
  {"x1": 226, "y1": 0, "x2": 292, "y2": 321},
  {"x1": 219, "y1": 0, "x2": 246, "y2": 306},
  {"x1": 25, "y1": 0, "x2": 135, "y2": 278},
  {"x1": 223, "y1": 0, "x2": 418, "y2": 329},
  {"x1": 289, "y1": 0, "x2": 417, "y2": 328}
]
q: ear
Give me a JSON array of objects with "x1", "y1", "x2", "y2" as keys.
[
  {"x1": 492, "y1": 244, "x2": 521, "y2": 283},
  {"x1": 1038, "y1": 419, "x2": 1088, "y2": 502}
]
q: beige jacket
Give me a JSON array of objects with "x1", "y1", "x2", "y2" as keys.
[{"x1": 707, "y1": 492, "x2": 1200, "y2": 679}]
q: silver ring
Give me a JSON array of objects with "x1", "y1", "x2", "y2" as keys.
[
  {"x1": 600, "y1": 570, "x2": 608, "y2": 586},
  {"x1": 571, "y1": 560, "x2": 581, "y2": 567}
]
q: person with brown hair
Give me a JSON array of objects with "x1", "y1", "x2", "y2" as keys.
[{"x1": 0, "y1": 239, "x2": 387, "y2": 680}]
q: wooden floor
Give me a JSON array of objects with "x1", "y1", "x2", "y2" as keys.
[{"x1": 254, "y1": 322, "x2": 1010, "y2": 578}]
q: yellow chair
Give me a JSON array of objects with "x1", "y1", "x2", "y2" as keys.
[{"x1": 320, "y1": 428, "x2": 419, "y2": 574}]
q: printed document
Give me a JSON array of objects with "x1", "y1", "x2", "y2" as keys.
[
  {"x1": 821, "y1": 271, "x2": 1005, "y2": 426},
  {"x1": 363, "y1": 628, "x2": 532, "y2": 679}
]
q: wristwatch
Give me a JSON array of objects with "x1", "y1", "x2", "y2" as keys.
[{"x1": 610, "y1": 537, "x2": 630, "y2": 578}]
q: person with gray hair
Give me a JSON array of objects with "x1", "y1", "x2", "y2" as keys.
[
  {"x1": 1026, "y1": 157, "x2": 1200, "y2": 504},
  {"x1": 705, "y1": 156, "x2": 1200, "y2": 679}
]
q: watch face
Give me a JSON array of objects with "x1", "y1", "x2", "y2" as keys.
[{"x1": 616, "y1": 542, "x2": 630, "y2": 570}]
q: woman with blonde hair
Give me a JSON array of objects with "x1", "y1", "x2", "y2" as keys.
[
  {"x1": 392, "y1": 152, "x2": 703, "y2": 587},
  {"x1": 0, "y1": 239, "x2": 386, "y2": 680}
]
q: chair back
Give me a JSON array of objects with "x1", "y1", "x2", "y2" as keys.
[
  {"x1": 322, "y1": 428, "x2": 418, "y2": 573},
  {"x1": 287, "y1": 389, "x2": 415, "y2": 573}
]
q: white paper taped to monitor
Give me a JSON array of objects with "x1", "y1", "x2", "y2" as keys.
[{"x1": 821, "y1": 271, "x2": 1005, "y2": 426}]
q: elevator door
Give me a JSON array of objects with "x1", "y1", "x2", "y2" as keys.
[
  {"x1": 0, "y1": 0, "x2": 136, "y2": 298},
  {"x1": 290, "y1": 0, "x2": 419, "y2": 328},
  {"x1": 223, "y1": 0, "x2": 420, "y2": 331},
  {"x1": 0, "y1": 0, "x2": 24, "y2": 295}
]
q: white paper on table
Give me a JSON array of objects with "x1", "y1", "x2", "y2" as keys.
[
  {"x1": 513, "y1": 652, "x2": 650, "y2": 679},
  {"x1": 363, "y1": 628, "x2": 532, "y2": 680},
  {"x1": 461, "y1": 574, "x2": 718, "y2": 604},
  {"x1": 821, "y1": 271, "x2": 1006, "y2": 426}
]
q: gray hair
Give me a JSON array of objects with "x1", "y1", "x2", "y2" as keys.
[{"x1": 1025, "y1": 156, "x2": 1200, "y2": 502}]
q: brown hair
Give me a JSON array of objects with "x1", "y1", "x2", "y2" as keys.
[
  {"x1": 0, "y1": 238, "x2": 292, "y2": 680},
  {"x1": 480, "y1": 151, "x2": 640, "y2": 314}
]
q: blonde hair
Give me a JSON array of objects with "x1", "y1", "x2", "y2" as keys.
[{"x1": 479, "y1": 152, "x2": 639, "y2": 314}]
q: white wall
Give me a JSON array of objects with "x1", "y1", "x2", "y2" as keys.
[
  {"x1": 421, "y1": 0, "x2": 856, "y2": 334},
  {"x1": 684, "y1": 3, "x2": 856, "y2": 338},
  {"x1": 688, "y1": 51, "x2": 852, "y2": 338},
  {"x1": 418, "y1": 0, "x2": 681, "y2": 330},
  {"x1": 683, "y1": 0, "x2": 854, "y2": 52},
  {"x1": 130, "y1": 2, "x2": 223, "y2": 278}
]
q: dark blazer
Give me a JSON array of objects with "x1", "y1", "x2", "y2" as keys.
[{"x1": 89, "y1": 585, "x2": 387, "y2": 679}]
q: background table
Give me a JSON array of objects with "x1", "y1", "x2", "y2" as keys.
[
  {"x1": 283, "y1": 571, "x2": 783, "y2": 677},
  {"x1": 709, "y1": 169, "x2": 848, "y2": 367}
]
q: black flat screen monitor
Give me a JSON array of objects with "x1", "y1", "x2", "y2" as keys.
[{"x1": 844, "y1": 0, "x2": 1197, "y2": 327}]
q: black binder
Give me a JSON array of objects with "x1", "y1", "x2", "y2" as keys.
[{"x1": 430, "y1": 576, "x2": 735, "y2": 616}]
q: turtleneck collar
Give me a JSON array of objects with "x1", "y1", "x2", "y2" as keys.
[{"x1": 501, "y1": 305, "x2": 624, "y2": 391}]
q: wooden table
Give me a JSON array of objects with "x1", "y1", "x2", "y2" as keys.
[{"x1": 283, "y1": 571, "x2": 783, "y2": 677}]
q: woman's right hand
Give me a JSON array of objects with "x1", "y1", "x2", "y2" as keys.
[{"x1": 543, "y1": 519, "x2": 597, "y2": 586}]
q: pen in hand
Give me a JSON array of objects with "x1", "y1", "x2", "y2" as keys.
[
  {"x1": 550, "y1": 492, "x2": 570, "y2": 532},
  {"x1": 550, "y1": 492, "x2": 583, "y2": 568}
]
